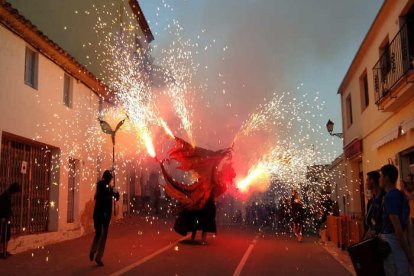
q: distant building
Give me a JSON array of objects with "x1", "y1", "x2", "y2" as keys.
[
  {"x1": 338, "y1": 0, "x2": 414, "y2": 216},
  {"x1": 327, "y1": 154, "x2": 347, "y2": 215},
  {"x1": 306, "y1": 164, "x2": 330, "y2": 193},
  {"x1": 0, "y1": 0, "x2": 152, "y2": 253},
  {"x1": 303, "y1": 164, "x2": 330, "y2": 209}
]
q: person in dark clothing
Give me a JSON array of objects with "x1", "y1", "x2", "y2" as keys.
[
  {"x1": 317, "y1": 193, "x2": 334, "y2": 241},
  {"x1": 364, "y1": 170, "x2": 385, "y2": 238},
  {"x1": 89, "y1": 170, "x2": 120, "y2": 266},
  {"x1": 319, "y1": 194, "x2": 334, "y2": 226},
  {"x1": 159, "y1": 160, "x2": 218, "y2": 245},
  {"x1": 379, "y1": 164, "x2": 412, "y2": 276},
  {"x1": 174, "y1": 191, "x2": 217, "y2": 245},
  {"x1": 291, "y1": 190, "x2": 305, "y2": 242},
  {"x1": 0, "y1": 182, "x2": 21, "y2": 259}
]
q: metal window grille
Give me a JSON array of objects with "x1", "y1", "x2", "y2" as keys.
[
  {"x1": 372, "y1": 22, "x2": 414, "y2": 104},
  {"x1": 0, "y1": 134, "x2": 51, "y2": 235}
]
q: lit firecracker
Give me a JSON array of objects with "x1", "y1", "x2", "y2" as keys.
[
  {"x1": 159, "y1": 118, "x2": 175, "y2": 139},
  {"x1": 142, "y1": 129, "x2": 156, "y2": 158},
  {"x1": 237, "y1": 164, "x2": 269, "y2": 192}
]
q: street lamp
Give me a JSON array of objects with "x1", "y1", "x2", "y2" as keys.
[
  {"x1": 98, "y1": 117, "x2": 127, "y2": 215},
  {"x1": 326, "y1": 119, "x2": 343, "y2": 139}
]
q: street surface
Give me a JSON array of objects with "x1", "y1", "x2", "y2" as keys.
[{"x1": 0, "y1": 216, "x2": 352, "y2": 276}]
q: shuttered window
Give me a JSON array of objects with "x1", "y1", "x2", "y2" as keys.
[
  {"x1": 24, "y1": 47, "x2": 38, "y2": 89},
  {"x1": 63, "y1": 74, "x2": 72, "y2": 108},
  {"x1": 346, "y1": 95, "x2": 353, "y2": 127}
]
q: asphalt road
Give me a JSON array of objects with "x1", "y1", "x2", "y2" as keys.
[{"x1": 0, "y1": 216, "x2": 352, "y2": 276}]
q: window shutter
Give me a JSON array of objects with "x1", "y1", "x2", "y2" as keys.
[
  {"x1": 24, "y1": 48, "x2": 37, "y2": 88},
  {"x1": 63, "y1": 74, "x2": 72, "y2": 107},
  {"x1": 24, "y1": 48, "x2": 31, "y2": 84}
]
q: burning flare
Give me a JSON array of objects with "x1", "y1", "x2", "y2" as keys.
[
  {"x1": 237, "y1": 164, "x2": 270, "y2": 192},
  {"x1": 160, "y1": 119, "x2": 175, "y2": 139},
  {"x1": 143, "y1": 130, "x2": 156, "y2": 158}
]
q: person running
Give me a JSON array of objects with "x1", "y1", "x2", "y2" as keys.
[
  {"x1": 379, "y1": 164, "x2": 412, "y2": 276},
  {"x1": 89, "y1": 170, "x2": 120, "y2": 266},
  {"x1": 364, "y1": 170, "x2": 385, "y2": 238},
  {"x1": 291, "y1": 190, "x2": 305, "y2": 242},
  {"x1": 0, "y1": 182, "x2": 21, "y2": 259}
]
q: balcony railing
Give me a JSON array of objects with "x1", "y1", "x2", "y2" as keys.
[{"x1": 373, "y1": 22, "x2": 414, "y2": 105}]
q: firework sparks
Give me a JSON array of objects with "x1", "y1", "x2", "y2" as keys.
[
  {"x1": 19, "y1": 1, "x2": 356, "y2": 240},
  {"x1": 159, "y1": 20, "x2": 198, "y2": 145},
  {"x1": 234, "y1": 94, "x2": 286, "y2": 142},
  {"x1": 76, "y1": 3, "x2": 347, "y2": 233}
]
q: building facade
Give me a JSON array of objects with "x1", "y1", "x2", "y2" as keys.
[
  {"x1": 338, "y1": 0, "x2": 414, "y2": 216},
  {"x1": 6, "y1": 0, "x2": 154, "y2": 83},
  {"x1": 0, "y1": 1, "x2": 153, "y2": 253},
  {"x1": 327, "y1": 154, "x2": 348, "y2": 215}
]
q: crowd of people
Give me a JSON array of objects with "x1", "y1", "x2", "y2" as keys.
[
  {"x1": 243, "y1": 190, "x2": 337, "y2": 243},
  {"x1": 244, "y1": 202, "x2": 277, "y2": 227},
  {"x1": 361, "y1": 164, "x2": 414, "y2": 276}
]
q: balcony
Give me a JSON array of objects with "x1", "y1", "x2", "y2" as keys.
[{"x1": 373, "y1": 22, "x2": 414, "y2": 111}]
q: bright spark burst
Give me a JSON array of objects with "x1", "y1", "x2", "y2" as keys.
[
  {"x1": 160, "y1": 20, "x2": 197, "y2": 145},
  {"x1": 92, "y1": 5, "x2": 167, "y2": 157}
]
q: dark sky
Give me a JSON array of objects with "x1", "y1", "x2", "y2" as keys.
[{"x1": 141, "y1": 0, "x2": 383, "y2": 158}]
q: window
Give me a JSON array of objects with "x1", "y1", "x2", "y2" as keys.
[
  {"x1": 379, "y1": 39, "x2": 391, "y2": 80},
  {"x1": 346, "y1": 95, "x2": 353, "y2": 127},
  {"x1": 63, "y1": 74, "x2": 73, "y2": 108},
  {"x1": 360, "y1": 72, "x2": 369, "y2": 111},
  {"x1": 24, "y1": 47, "x2": 38, "y2": 88}
]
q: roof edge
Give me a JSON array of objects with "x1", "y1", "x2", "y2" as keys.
[
  {"x1": 129, "y1": 0, "x2": 154, "y2": 43},
  {"x1": 337, "y1": 1, "x2": 391, "y2": 95},
  {"x1": 0, "y1": 1, "x2": 111, "y2": 99}
]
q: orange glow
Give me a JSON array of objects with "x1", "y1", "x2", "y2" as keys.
[
  {"x1": 143, "y1": 131, "x2": 156, "y2": 158},
  {"x1": 237, "y1": 165, "x2": 270, "y2": 192}
]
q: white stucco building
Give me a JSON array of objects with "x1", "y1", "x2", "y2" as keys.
[
  {"x1": 338, "y1": 0, "x2": 414, "y2": 216},
  {"x1": 0, "y1": 1, "x2": 153, "y2": 253}
]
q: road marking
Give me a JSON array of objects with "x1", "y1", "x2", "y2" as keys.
[
  {"x1": 110, "y1": 236, "x2": 188, "y2": 276},
  {"x1": 232, "y1": 235, "x2": 258, "y2": 276}
]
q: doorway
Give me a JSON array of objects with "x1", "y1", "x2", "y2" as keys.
[
  {"x1": 67, "y1": 158, "x2": 79, "y2": 223},
  {"x1": 0, "y1": 133, "x2": 52, "y2": 235}
]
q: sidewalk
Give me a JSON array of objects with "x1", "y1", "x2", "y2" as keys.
[{"x1": 320, "y1": 240, "x2": 356, "y2": 276}]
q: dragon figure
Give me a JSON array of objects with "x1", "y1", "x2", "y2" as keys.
[{"x1": 159, "y1": 137, "x2": 236, "y2": 210}]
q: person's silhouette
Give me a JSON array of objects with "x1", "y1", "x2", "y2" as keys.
[
  {"x1": 89, "y1": 170, "x2": 119, "y2": 266},
  {"x1": 0, "y1": 182, "x2": 21, "y2": 258}
]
